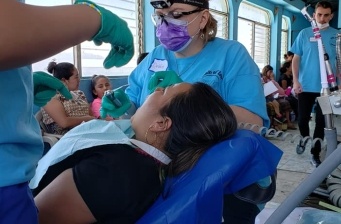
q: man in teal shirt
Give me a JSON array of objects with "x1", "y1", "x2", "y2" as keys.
[{"x1": 291, "y1": 1, "x2": 338, "y2": 167}]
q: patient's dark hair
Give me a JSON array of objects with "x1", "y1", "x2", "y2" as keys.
[
  {"x1": 161, "y1": 82, "x2": 237, "y2": 176},
  {"x1": 47, "y1": 61, "x2": 75, "y2": 80}
]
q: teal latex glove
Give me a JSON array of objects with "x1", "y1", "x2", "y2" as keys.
[
  {"x1": 148, "y1": 71, "x2": 183, "y2": 93},
  {"x1": 33, "y1": 71, "x2": 72, "y2": 107},
  {"x1": 100, "y1": 87, "x2": 132, "y2": 118},
  {"x1": 75, "y1": 0, "x2": 134, "y2": 68}
]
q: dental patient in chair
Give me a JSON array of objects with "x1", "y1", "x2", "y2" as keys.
[{"x1": 31, "y1": 82, "x2": 238, "y2": 223}]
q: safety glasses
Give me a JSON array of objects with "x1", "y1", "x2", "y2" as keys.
[{"x1": 151, "y1": 8, "x2": 203, "y2": 26}]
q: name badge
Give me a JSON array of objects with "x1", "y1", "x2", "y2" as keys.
[
  {"x1": 310, "y1": 37, "x2": 317, "y2": 42},
  {"x1": 149, "y1": 59, "x2": 168, "y2": 72}
]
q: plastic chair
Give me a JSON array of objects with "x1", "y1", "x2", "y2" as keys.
[
  {"x1": 137, "y1": 129, "x2": 283, "y2": 223},
  {"x1": 35, "y1": 110, "x2": 62, "y2": 148}
]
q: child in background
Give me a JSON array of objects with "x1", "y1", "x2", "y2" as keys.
[{"x1": 90, "y1": 74, "x2": 113, "y2": 120}]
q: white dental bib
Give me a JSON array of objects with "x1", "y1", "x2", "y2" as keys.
[{"x1": 29, "y1": 119, "x2": 170, "y2": 189}]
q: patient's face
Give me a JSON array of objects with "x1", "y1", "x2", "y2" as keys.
[{"x1": 131, "y1": 83, "x2": 191, "y2": 142}]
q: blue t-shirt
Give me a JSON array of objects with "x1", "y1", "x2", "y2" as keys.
[
  {"x1": 290, "y1": 26, "x2": 339, "y2": 92},
  {"x1": 0, "y1": 66, "x2": 43, "y2": 187},
  {"x1": 126, "y1": 38, "x2": 269, "y2": 127}
]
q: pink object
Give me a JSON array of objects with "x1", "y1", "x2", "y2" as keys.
[
  {"x1": 285, "y1": 87, "x2": 292, "y2": 96},
  {"x1": 90, "y1": 98, "x2": 102, "y2": 118}
]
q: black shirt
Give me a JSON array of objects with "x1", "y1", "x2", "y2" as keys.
[{"x1": 33, "y1": 144, "x2": 162, "y2": 223}]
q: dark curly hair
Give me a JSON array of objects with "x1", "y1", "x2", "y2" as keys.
[
  {"x1": 280, "y1": 61, "x2": 291, "y2": 74},
  {"x1": 47, "y1": 61, "x2": 75, "y2": 80},
  {"x1": 160, "y1": 82, "x2": 237, "y2": 176}
]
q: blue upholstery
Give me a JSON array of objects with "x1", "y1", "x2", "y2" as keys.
[{"x1": 137, "y1": 129, "x2": 283, "y2": 223}]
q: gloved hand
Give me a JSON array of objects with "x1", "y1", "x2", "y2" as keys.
[
  {"x1": 75, "y1": 0, "x2": 134, "y2": 68},
  {"x1": 148, "y1": 71, "x2": 183, "y2": 93},
  {"x1": 100, "y1": 87, "x2": 132, "y2": 118},
  {"x1": 33, "y1": 71, "x2": 72, "y2": 107}
]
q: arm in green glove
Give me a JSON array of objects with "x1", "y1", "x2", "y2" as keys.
[
  {"x1": 75, "y1": 0, "x2": 134, "y2": 69},
  {"x1": 148, "y1": 71, "x2": 183, "y2": 93},
  {"x1": 33, "y1": 71, "x2": 72, "y2": 107},
  {"x1": 100, "y1": 87, "x2": 132, "y2": 119}
]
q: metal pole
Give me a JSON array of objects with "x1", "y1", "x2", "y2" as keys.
[{"x1": 265, "y1": 144, "x2": 341, "y2": 224}]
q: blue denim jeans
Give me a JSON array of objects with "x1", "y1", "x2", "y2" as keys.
[{"x1": 0, "y1": 183, "x2": 38, "y2": 224}]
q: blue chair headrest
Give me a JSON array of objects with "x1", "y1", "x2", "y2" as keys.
[{"x1": 137, "y1": 129, "x2": 283, "y2": 223}]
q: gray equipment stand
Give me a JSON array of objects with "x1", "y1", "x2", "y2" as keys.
[
  {"x1": 265, "y1": 134, "x2": 341, "y2": 224},
  {"x1": 265, "y1": 93, "x2": 340, "y2": 223},
  {"x1": 265, "y1": 28, "x2": 341, "y2": 223}
]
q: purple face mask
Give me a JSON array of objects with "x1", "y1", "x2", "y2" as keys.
[{"x1": 156, "y1": 17, "x2": 193, "y2": 52}]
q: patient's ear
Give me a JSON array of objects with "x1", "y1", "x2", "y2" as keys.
[{"x1": 150, "y1": 116, "x2": 172, "y2": 132}]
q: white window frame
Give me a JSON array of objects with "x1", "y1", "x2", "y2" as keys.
[
  {"x1": 209, "y1": 0, "x2": 229, "y2": 39},
  {"x1": 281, "y1": 17, "x2": 289, "y2": 64},
  {"x1": 237, "y1": 2, "x2": 270, "y2": 70},
  {"x1": 26, "y1": 0, "x2": 140, "y2": 77}
]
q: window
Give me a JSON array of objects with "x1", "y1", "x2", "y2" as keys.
[
  {"x1": 281, "y1": 17, "x2": 289, "y2": 64},
  {"x1": 26, "y1": 0, "x2": 139, "y2": 77},
  {"x1": 80, "y1": 0, "x2": 138, "y2": 77},
  {"x1": 237, "y1": 2, "x2": 270, "y2": 70},
  {"x1": 209, "y1": 0, "x2": 228, "y2": 39},
  {"x1": 26, "y1": 0, "x2": 74, "y2": 72}
]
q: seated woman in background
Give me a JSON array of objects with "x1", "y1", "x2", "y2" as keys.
[
  {"x1": 41, "y1": 61, "x2": 95, "y2": 135},
  {"x1": 261, "y1": 67, "x2": 286, "y2": 125},
  {"x1": 278, "y1": 61, "x2": 293, "y2": 90},
  {"x1": 32, "y1": 82, "x2": 237, "y2": 223},
  {"x1": 279, "y1": 61, "x2": 298, "y2": 119},
  {"x1": 262, "y1": 65, "x2": 296, "y2": 130},
  {"x1": 90, "y1": 74, "x2": 113, "y2": 120}
]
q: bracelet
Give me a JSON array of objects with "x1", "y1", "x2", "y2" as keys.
[{"x1": 76, "y1": 2, "x2": 102, "y2": 15}]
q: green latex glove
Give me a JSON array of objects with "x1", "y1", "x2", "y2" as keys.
[
  {"x1": 33, "y1": 71, "x2": 72, "y2": 107},
  {"x1": 148, "y1": 71, "x2": 183, "y2": 93},
  {"x1": 75, "y1": 0, "x2": 134, "y2": 68},
  {"x1": 100, "y1": 87, "x2": 131, "y2": 118}
]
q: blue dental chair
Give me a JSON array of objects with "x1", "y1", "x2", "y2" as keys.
[{"x1": 137, "y1": 129, "x2": 283, "y2": 223}]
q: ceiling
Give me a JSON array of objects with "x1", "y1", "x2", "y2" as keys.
[
  {"x1": 302, "y1": 0, "x2": 338, "y2": 12},
  {"x1": 267, "y1": 0, "x2": 339, "y2": 14}
]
